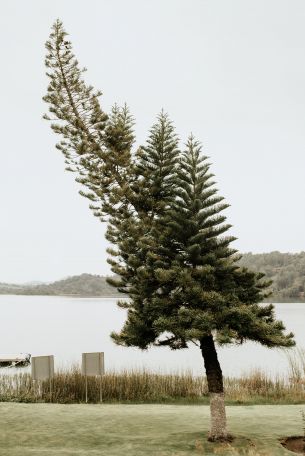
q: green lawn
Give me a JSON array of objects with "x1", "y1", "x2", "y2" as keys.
[{"x1": 0, "y1": 403, "x2": 303, "y2": 455}]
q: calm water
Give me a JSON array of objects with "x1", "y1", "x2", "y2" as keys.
[{"x1": 0, "y1": 295, "x2": 304, "y2": 376}]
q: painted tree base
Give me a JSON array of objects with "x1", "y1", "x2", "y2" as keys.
[{"x1": 208, "y1": 392, "x2": 230, "y2": 442}]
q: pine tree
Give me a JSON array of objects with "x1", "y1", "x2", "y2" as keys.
[
  {"x1": 110, "y1": 135, "x2": 295, "y2": 440},
  {"x1": 109, "y1": 112, "x2": 180, "y2": 348},
  {"x1": 43, "y1": 21, "x2": 295, "y2": 442}
]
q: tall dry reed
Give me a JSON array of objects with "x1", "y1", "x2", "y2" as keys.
[
  {"x1": 0, "y1": 349, "x2": 304, "y2": 404},
  {"x1": 0, "y1": 367, "x2": 207, "y2": 403}
]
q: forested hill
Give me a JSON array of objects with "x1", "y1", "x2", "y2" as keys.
[
  {"x1": 0, "y1": 252, "x2": 304, "y2": 300},
  {"x1": 239, "y1": 251, "x2": 305, "y2": 302},
  {"x1": 0, "y1": 274, "x2": 122, "y2": 297}
]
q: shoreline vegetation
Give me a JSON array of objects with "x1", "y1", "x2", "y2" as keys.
[
  {"x1": 1, "y1": 349, "x2": 304, "y2": 405},
  {"x1": 1, "y1": 252, "x2": 305, "y2": 302}
]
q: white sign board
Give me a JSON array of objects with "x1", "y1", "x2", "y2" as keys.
[
  {"x1": 31, "y1": 355, "x2": 54, "y2": 381},
  {"x1": 82, "y1": 352, "x2": 104, "y2": 376}
]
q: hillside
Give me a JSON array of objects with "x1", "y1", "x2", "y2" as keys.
[
  {"x1": 0, "y1": 252, "x2": 304, "y2": 300},
  {"x1": 239, "y1": 251, "x2": 305, "y2": 302},
  {"x1": 0, "y1": 274, "x2": 122, "y2": 297}
]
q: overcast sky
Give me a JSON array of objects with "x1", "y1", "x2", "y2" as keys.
[{"x1": 0, "y1": 0, "x2": 304, "y2": 283}]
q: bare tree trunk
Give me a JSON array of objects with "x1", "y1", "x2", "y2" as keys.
[{"x1": 200, "y1": 334, "x2": 229, "y2": 441}]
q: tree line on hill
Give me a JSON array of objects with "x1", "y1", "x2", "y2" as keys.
[
  {"x1": 0, "y1": 252, "x2": 304, "y2": 301},
  {"x1": 0, "y1": 273, "x2": 121, "y2": 297},
  {"x1": 239, "y1": 251, "x2": 305, "y2": 301}
]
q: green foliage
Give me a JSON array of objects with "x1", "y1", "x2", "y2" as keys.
[
  {"x1": 111, "y1": 136, "x2": 294, "y2": 349},
  {"x1": 134, "y1": 111, "x2": 180, "y2": 213},
  {"x1": 44, "y1": 20, "x2": 107, "y2": 166},
  {"x1": 44, "y1": 20, "x2": 135, "y2": 222}
]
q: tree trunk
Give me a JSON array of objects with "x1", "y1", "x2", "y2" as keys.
[{"x1": 200, "y1": 334, "x2": 229, "y2": 441}]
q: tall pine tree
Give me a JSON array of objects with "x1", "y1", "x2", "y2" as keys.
[
  {"x1": 109, "y1": 112, "x2": 180, "y2": 348},
  {"x1": 111, "y1": 135, "x2": 295, "y2": 439},
  {"x1": 44, "y1": 21, "x2": 295, "y2": 441}
]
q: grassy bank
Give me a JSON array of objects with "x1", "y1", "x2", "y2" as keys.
[
  {"x1": 0, "y1": 403, "x2": 304, "y2": 455},
  {"x1": 0, "y1": 366, "x2": 304, "y2": 405},
  {"x1": 1, "y1": 349, "x2": 303, "y2": 405}
]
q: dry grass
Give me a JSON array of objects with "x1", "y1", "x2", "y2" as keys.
[
  {"x1": 224, "y1": 369, "x2": 305, "y2": 404},
  {"x1": 0, "y1": 368, "x2": 205, "y2": 403},
  {"x1": 287, "y1": 347, "x2": 305, "y2": 384},
  {"x1": 0, "y1": 349, "x2": 304, "y2": 405}
]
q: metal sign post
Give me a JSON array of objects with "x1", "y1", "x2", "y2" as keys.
[
  {"x1": 31, "y1": 355, "x2": 54, "y2": 402},
  {"x1": 85, "y1": 375, "x2": 88, "y2": 404},
  {"x1": 81, "y1": 352, "x2": 104, "y2": 403}
]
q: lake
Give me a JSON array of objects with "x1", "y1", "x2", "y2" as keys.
[{"x1": 0, "y1": 296, "x2": 304, "y2": 377}]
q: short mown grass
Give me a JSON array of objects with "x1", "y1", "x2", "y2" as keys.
[{"x1": 0, "y1": 403, "x2": 304, "y2": 455}]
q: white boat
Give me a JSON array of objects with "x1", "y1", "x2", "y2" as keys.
[{"x1": 0, "y1": 353, "x2": 31, "y2": 367}]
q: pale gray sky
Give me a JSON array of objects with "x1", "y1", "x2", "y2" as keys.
[{"x1": 0, "y1": 0, "x2": 304, "y2": 283}]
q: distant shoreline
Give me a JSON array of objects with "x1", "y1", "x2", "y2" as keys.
[
  {"x1": 0, "y1": 274, "x2": 122, "y2": 298},
  {"x1": 0, "y1": 294, "x2": 122, "y2": 298},
  {"x1": 0, "y1": 293, "x2": 304, "y2": 303},
  {"x1": 1, "y1": 253, "x2": 305, "y2": 302}
]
